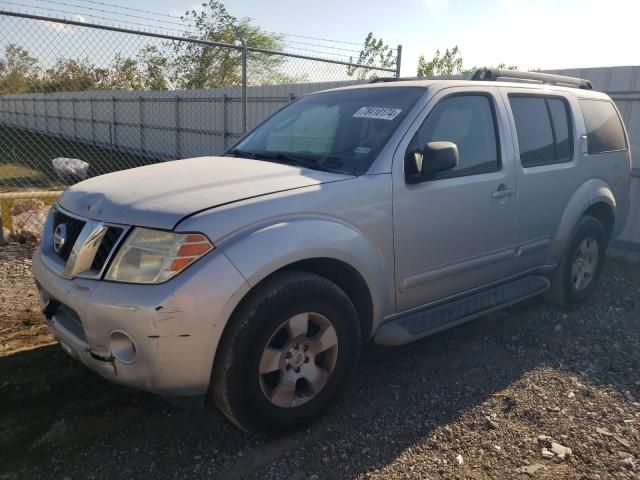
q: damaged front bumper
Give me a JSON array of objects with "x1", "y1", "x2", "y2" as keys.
[{"x1": 32, "y1": 247, "x2": 249, "y2": 397}]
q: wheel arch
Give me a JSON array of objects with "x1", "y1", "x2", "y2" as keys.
[{"x1": 547, "y1": 179, "x2": 617, "y2": 265}]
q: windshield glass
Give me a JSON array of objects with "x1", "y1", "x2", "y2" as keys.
[{"x1": 229, "y1": 87, "x2": 426, "y2": 175}]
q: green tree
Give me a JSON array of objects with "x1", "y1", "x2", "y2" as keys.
[
  {"x1": 138, "y1": 45, "x2": 170, "y2": 90},
  {"x1": 109, "y1": 54, "x2": 144, "y2": 90},
  {"x1": 171, "y1": 0, "x2": 286, "y2": 88},
  {"x1": 417, "y1": 46, "x2": 518, "y2": 77},
  {"x1": 0, "y1": 44, "x2": 39, "y2": 94},
  {"x1": 417, "y1": 46, "x2": 464, "y2": 77},
  {"x1": 40, "y1": 58, "x2": 110, "y2": 92},
  {"x1": 347, "y1": 33, "x2": 396, "y2": 80}
]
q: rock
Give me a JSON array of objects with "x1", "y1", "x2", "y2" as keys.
[
  {"x1": 485, "y1": 416, "x2": 499, "y2": 430},
  {"x1": 550, "y1": 442, "x2": 572, "y2": 460},
  {"x1": 13, "y1": 208, "x2": 48, "y2": 242},
  {"x1": 554, "y1": 324, "x2": 562, "y2": 332},
  {"x1": 614, "y1": 435, "x2": 631, "y2": 449},
  {"x1": 517, "y1": 464, "x2": 544, "y2": 475},
  {"x1": 595, "y1": 427, "x2": 613, "y2": 436},
  {"x1": 455, "y1": 454, "x2": 463, "y2": 465},
  {"x1": 52, "y1": 157, "x2": 89, "y2": 181},
  {"x1": 541, "y1": 448, "x2": 554, "y2": 459},
  {"x1": 11, "y1": 199, "x2": 45, "y2": 216},
  {"x1": 1, "y1": 227, "x2": 13, "y2": 244},
  {"x1": 621, "y1": 457, "x2": 636, "y2": 471},
  {"x1": 567, "y1": 391, "x2": 575, "y2": 399}
]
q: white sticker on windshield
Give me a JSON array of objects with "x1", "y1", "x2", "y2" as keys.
[{"x1": 353, "y1": 106, "x2": 402, "y2": 121}]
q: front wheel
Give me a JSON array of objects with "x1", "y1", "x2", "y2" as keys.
[
  {"x1": 546, "y1": 216, "x2": 608, "y2": 306},
  {"x1": 210, "y1": 271, "x2": 361, "y2": 434}
]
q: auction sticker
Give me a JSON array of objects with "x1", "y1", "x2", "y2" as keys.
[{"x1": 353, "y1": 107, "x2": 402, "y2": 120}]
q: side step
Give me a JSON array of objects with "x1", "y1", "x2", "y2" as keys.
[{"x1": 375, "y1": 275, "x2": 550, "y2": 346}]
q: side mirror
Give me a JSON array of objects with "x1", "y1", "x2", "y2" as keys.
[{"x1": 406, "y1": 141, "x2": 459, "y2": 183}]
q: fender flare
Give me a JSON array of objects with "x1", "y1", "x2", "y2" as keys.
[
  {"x1": 547, "y1": 179, "x2": 616, "y2": 265},
  {"x1": 218, "y1": 215, "x2": 393, "y2": 334}
]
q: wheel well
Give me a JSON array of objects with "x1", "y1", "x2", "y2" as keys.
[
  {"x1": 583, "y1": 202, "x2": 615, "y2": 242},
  {"x1": 277, "y1": 258, "x2": 374, "y2": 342}
]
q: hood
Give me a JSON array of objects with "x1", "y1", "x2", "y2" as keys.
[{"x1": 59, "y1": 156, "x2": 353, "y2": 229}]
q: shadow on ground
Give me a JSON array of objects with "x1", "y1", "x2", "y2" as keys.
[{"x1": 0, "y1": 261, "x2": 638, "y2": 479}]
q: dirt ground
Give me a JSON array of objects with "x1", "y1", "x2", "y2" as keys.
[{"x1": 0, "y1": 243, "x2": 639, "y2": 479}]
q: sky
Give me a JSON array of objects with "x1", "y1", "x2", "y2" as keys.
[
  {"x1": 144, "y1": 0, "x2": 639, "y2": 75},
  {"x1": 4, "y1": 0, "x2": 640, "y2": 75}
]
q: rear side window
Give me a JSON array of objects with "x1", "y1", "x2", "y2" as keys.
[
  {"x1": 509, "y1": 95, "x2": 574, "y2": 167},
  {"x1": 579, "y1": 99, "x2": 627, "y2": 154}
]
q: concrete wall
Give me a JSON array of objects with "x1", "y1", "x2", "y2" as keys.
[{"x1": 0, "y1": 80, "x2": 360, "y2": 159}]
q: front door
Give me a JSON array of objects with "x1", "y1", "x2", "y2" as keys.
[{"x1": 393, "y1": 87, "x2": 518, "y2": 311}]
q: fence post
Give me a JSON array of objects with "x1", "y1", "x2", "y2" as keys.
[
  {"x1": 242, "y1": 45, "x2": 248, "y2": 133},
  {"x1": 72, "y1": 97, "x2": 77, "y2": 140},
  {"x1": 175, "y1": 96, "x2": 181, "y2": 158},
  {"x1": 223, "y1": 94, "x2": 228, "y2": 150},
  {"x1": 111, "y1": 96, "x2": 116, "y2": 150},
  {"x1": 89, "y1": 98, "x2": 95, "y2": 143},
  {"x1": 396, "y1": 44, "x2": 402, "y2": 78},
  {"x1": 139, "y1": 96, "x2": 144, "y2": 154}
]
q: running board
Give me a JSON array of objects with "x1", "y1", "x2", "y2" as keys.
[{"x1": 375, "y1": 275, "x2": 550, "y2": 346}]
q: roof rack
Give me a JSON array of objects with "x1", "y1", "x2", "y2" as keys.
[
  {"x1": 368, "y1": 76, "x2": 422, "y2": 83},
  {"x1": 471, "y1": 68, "x2": 593, "y2": 90}
]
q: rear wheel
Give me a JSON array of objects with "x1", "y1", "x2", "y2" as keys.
[
  {"x1": 210, "y1": 270, "x2": 360, "y2": 434},
  {"x1": 546, "y1": 216, "x2": 607, "y2": 306}
]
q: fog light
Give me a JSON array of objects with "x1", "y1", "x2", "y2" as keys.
[{"x1": 109, "y1": 330, "x2": 137, "y2": 364}]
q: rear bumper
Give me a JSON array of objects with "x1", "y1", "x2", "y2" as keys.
[{"x1": 32, "y1": 247, "x2": 249, "y2": 396}]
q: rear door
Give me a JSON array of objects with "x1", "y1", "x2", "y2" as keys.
[
  {"x1": 499, "y1": 88, "x2": 584, "y2": 270},
  {"x1": 392, "y1": 87, "x2": 518, "y2": 311}
]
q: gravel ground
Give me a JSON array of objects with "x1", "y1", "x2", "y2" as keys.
[{"x1": 0, "y1": 243, "x2": 639, "y2": 479}]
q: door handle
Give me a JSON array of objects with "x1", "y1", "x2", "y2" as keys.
[{"x1": 492, "y1": 184, "x2": 516, "y2": 199}]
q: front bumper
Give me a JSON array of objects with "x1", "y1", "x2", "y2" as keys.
[{"x1": 32, "y1": 247, "x2": 249, "y2": 396}]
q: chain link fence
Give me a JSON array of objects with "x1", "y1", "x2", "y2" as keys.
[{"x1": 0, "y1": 10, "x2": 400, "y2": 242}]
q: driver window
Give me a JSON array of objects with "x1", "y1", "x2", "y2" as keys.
[{"x1": 409, "y1": 95, "x2": 500, "y2": 178}]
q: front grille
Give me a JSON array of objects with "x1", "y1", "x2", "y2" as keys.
[
  {"x1": 91, "y1": 226, "x2": 124, "y2": 272},
  {"x1": 52, "y1": 210, "x2": 86, "y2": 260}
]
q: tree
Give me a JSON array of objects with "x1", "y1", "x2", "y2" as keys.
[
  {"x1": 39, "y1": 58, "x2": 110, "y2": 92},
  {"x1": 109, "y1": 54, "x2": 144, "y2": 90},
  {"x1": 417, "y1": 46, "x2": 464, "y2": 77},
  {"x1": 417, "y1": 46, "x2": 518, "y2": 77},
  {"x1": 0, "y1": 44, "x2": 39, "y2": 94},
  {"x1": 347, "y1": 33, "x2": 396, "y2": 80},
  {"x1": 138, "y1": 45, "x2": 170, "y2": 91},
  {"x1": 171, "y1": 0, "x2": 286, "y2": 88}
]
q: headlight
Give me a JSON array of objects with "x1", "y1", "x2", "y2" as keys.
[{"x1": 105, "y1": 228, "x2": 213, "y2": 284}]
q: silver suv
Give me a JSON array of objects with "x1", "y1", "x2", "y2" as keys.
[{"x1": 32, "y1": 69, "x2": 631, "y2": 434}]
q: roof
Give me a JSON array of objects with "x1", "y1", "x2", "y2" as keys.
[{"x1": 320, "y1": 78, "x2": 611, "y2": 99}]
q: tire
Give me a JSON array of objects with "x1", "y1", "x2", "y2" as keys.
[
  {"x1": 546, "y1": 216, "x2": 608, "y2": 307},
  {"x1": 210, "y1": 270, "x2": 361, "y2": 434}
]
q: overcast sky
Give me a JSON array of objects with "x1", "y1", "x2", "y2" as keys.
[{"x1": 9, "y1": 0, "x2": 640, "y2": 75}]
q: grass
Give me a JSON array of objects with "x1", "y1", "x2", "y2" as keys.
[
  {"x1": 0, "y1": 126, "x2": 165, "y2": 192},
  {"x1": 0, "y1": 164, "x2": 43, "y2": 182}
]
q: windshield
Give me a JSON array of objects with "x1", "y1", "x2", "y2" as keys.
[{"x1": 228, "y1": 87, "x2": 426, "y2": 175}]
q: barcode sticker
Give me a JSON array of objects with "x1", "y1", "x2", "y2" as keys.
[{"x1": 353, "y1": 107, "x2": 402, "y2": 121}]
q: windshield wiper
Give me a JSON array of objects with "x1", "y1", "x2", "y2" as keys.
[
  {"x1": 226, "y1": 148, "x2": 258, "y2": 159},
  {"x1": 228, "y1": 149, "x2": 348, "y2": 174}
]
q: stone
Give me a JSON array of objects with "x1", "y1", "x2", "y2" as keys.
[
  {"x1": 10, "y1": 199, "x2": 45, "y2": 216},
  {"x1": 550, "y1": 442, "x2": 572, "y2": 460},
  {"x1": 517, "y1": 464, "x2": 544, "y2": 475},
  {"x1": 455, "y1": 454, "x2": 464, "y2": 465},
  {"x1": 541, "y1": 448, "x2": 554, "y2": 459}
]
